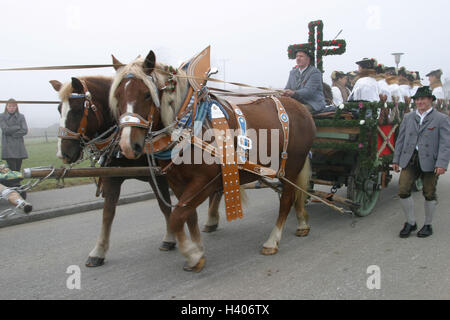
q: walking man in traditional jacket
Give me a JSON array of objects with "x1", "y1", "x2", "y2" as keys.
[
  {"x1": 393, "y1": 86, "x2": 450, "y2": 238},
  {"x1": 283, "y1": 48, "x2": 326, "y2": 114}
]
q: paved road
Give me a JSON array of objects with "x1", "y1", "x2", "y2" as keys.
[{"x1": 1, "y1": 173, "x2": 449, "y2": 300}]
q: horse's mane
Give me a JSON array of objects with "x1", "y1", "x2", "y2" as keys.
[{"x1": 109, "y1": 57, "x2": 189, "y2": 129}]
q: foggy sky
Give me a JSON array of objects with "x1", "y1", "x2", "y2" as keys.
[{"x1": 1, "y1": 0, "x2": 449, "y2": 128}]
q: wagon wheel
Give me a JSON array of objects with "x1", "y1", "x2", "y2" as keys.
[{"x1": 347, "y1": 164, "x2": 381, "y2": 217}]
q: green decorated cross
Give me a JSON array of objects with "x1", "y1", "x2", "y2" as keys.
[{"x1": 288, "y1": 20, "x2": 347, "y2": 72}]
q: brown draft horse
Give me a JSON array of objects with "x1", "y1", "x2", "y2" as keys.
[
  {"x1": 110, "y1": 51, "x2": 316, "y2": 272},
  {"x1": 50, "y1": 76, "x2": 176, "y2": 267}
]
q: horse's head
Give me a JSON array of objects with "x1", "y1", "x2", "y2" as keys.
[
  {"x1": 51, "y1": 77, "x2": 111, "y2": 163},
  {"x1": 110, "y1": 51, "x2": 164, "y2": 159},
  {"x1": 110, "y1": 50, "x2": 190, "y2": 160}
]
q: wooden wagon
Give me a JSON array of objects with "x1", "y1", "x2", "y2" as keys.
[{"x1": 310, "y1": 101, "x2": 413, "y2": 216}]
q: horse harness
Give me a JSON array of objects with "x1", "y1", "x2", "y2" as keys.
[
  {"x1": 112, "y1": 69, "x2": 292, "y2": 221},
  {"x1": 141, "y1": 85, "x2": 291, "y2": 221},
  {"x1": 58, "y1": 80, "x2": 104, "y2": 142}
]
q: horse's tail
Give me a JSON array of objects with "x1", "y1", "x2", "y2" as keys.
[{"x1": 294, "y1": 156, "x2": 311, "y2": 210}]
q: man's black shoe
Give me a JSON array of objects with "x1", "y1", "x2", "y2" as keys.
[
  {"x1": 417, "y1": 225, "x2": 433, "y2": 238},
  {"x1": 399, "y1": 223, "x2": 417, "y2": 238}
]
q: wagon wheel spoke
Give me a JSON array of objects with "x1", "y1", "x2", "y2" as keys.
[{"x1": 348, "y1": 166, "x2": 381, "y2": 217}]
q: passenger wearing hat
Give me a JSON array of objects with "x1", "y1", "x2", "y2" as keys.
[
  {"x1": 375, "y1": 64, "x2": 391, "y2": 103},
  {"x1": 331, "y1": 71, "x2": 350, "y2": 106},
  {"x1": 398, "y1": 67, "x2": 412, "y2": 105},
  {"x1": 426, "y1": 69, "x2": 445, "y2": 104},
  {"x1": 346, "y1": 71, "x2": 357, "y2": 92},
  {"x1": 393, "y1": 86, "x2": 450, "y2": 238},
  {"x1": 409, "y1": 71, "x2": 422, "y2": 98},
  {"x1": 385, "y1": 67, "x2": 403, "y2": 103},
  {"x1": 283, "y1": 47, "x2": 327, "y2": 113},
  {"x1": 348, "y1": 58, "x2": 380, "y2": 103}
]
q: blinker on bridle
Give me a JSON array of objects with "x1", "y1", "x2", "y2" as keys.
[{"x1": 58, "y1": 80, "x2": 104, "y2": 143}]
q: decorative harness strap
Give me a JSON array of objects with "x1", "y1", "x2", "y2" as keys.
[
  {"x1": 78, "y1": 81, "x2": 104, "y2": 137},
  {"x1": 230, "y1": 103, "x2": 251, "y2": 164},
  {"x1": 210, "y1": 103, "x2": 243, "y2": 222},
  {"x1": 271, "y1": 96, "x2": 290, "y2": 178}
]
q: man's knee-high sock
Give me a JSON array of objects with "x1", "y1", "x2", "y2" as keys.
[
  {"x1": 424, "y1": 200, "x2": 437, "y2": 226},
  {"x1": 400, "y1": 197, "x2": 415, "y2": 225}
]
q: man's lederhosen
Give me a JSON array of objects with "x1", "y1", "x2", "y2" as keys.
[{"x1": 398, "y1": 149, "x2": 439, "y2": 201}]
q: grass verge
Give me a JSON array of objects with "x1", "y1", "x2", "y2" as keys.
[{"x1": 19, "y1": 138, "x2": 94, "y2": 192}]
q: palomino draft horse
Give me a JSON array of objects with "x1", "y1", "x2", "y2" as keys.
[
  {"x1": 110, "y1": 51, "x2": 316, "y2": 272},
  {"x1": 50, "y1": 76, "x2": 175, "y2": 267}
]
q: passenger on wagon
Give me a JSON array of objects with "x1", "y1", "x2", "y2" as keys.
[
  {"x1": 331, "y1": 71, "x2": 350, "y2": 106},
  {"x1": 409, "y1": 71, "x2": 422, "y2": 98},
  {"x1": 346, "y1": 71, "x2": 357, "y2": 92},
  {"x1": 374, "y1": 64, "x2": 391, "y2": 103},
  {"x1": 385, "y1": 67, "x2": 402, "y2": 103},
  {"x1": 426, "y1": 69, "x2": 445, "y2": 107},
  {"x1": 348, "y1": 58, "x2": 380, "y2": 103},
  {"x1": 398, "y1": 67, "x2": 412, "y2": 105},
  {"x1": 282, "y1": 48, "x2": 327, "y2": 114}
]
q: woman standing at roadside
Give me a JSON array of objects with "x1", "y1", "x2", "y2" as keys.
[{"x1": 0, "y1": 99, "x2": 28, "y2": 172}]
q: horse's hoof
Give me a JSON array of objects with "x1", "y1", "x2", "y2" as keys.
[
  {"x1": 202, "y1": 224, "x2": 218, "y2": 233},
  {"x1": 183, "y1": 257, "x2": 206, "y2": 273},
  {"x1": 296, "y1": 228, "x2": 311, "y2": 237},
  {"x1": 159, "y1": 242, "x2": 176, "y2": 252},
  {"x1": 85, "y1": 257, "x2": 105, "y2": 268},
  {"x1": 261, "y1": 247, "x2": 278, "y2": 256}
]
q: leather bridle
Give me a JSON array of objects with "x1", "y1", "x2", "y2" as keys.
[
  {"x1": 58, "y1": 80, "x2": 104, "y2": 144},
  {"x1": 116, "y1": 73, "x2": 160, "y2": 132}
]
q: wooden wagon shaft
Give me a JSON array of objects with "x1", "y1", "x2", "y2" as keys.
[
  {"x1": 311, "y1": 179, "x2": 335, "y2": 186},
  {"x1": 243, "y1": 178, "x2": 283, "y2": 193},
  {"x1": 22, "y1": 167, "x2": 163, "y2": 179},
  {"x1": 309, "y1": 190, "x2": 360, "y2": 210}
]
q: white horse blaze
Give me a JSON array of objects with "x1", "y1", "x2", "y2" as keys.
[
  {"x1": 119, "y1": 101, "x2": 137, "y2": 158},
  {"x1": 57, "y1": 100, "x2": 70, "y2": 159}
]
